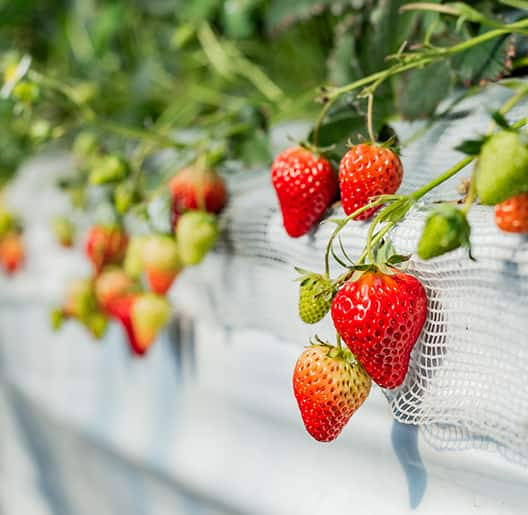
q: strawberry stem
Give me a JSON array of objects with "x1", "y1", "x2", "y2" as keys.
[{"x1": 366, "y1": 94, "x2": 376, "y2": 144}]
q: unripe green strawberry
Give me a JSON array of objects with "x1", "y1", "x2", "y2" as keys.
[
  {"x1": 297, "y1": 271, "x2": 334, "y2": 324},
  {"x1": 86, "y1": 312, "x2": 108, "y2": 339},
  {"x1": 417, "y1": 204, "x2": 471, "y2": 260},
  {"x1": 114, "y1": 181, "x2": 139, "y2": 215},
  {"x1": 62, "y1": 278, "x2": 98, "y2": 320},
  {"x1": 0, "y1": 209, "x2": 15, "y2": 239},
  {"x1": 73, "y1": 131, "x2": 99, "y2": 160},
  {"x1": 477, "y1": 130, "x2": 528, "y2": 205},
  {"x1": 89, "y1": 155, "x2": 129, "y2": 185},
  {"x1": 123, "y1": 235, "x2": 148, "y2": 278},
  {"x1": 52, "y1": 216, "x2": 75, "y2": 248},
  {"x1": 176, "y1": 211, "x2": 218, "y2": 265}
]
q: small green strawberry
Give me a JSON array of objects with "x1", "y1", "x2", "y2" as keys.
[
  {"x1": 52, "y1": 216, "x2": 75, "y2": 248},
  {"x1": 0, "y1": 209, "x2": 15, "y2": 239},
  {"x1": 114, "y1": 181, "x2": 139, "y2": 215},
  {"x1": 417, "y1": 204, "x2": 471, "y2": 260},
  {"x1": 176, "y1": 211, "x2": 218, "y2": 265},
  {"x1": 89, "y1": 155, "x2": 129, "y2": 185},
  {"x1": 477, "y1": 130, "x2": 528, "y2": 205},
  {"x1": 296, "y1": 269, "x2": 334, "y2": 324}
]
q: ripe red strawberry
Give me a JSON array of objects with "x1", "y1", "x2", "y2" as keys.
[
  {"x1": 0, "y1": 232, "x2": 24, "y2": 275},
  {"x1": 94, "y1": 268, "x2": 136, "y2": 313},
  {"x1": 142, "y1": 235, "x2": 182, "y2": 294},
  {"x1": 293, "y1": 343, "x2": 371, "y2": 442},
  {"x1": 271, "y1": 147, "x2": 337, "y2": 237},
  {"x1": 110, "y1": 293, "x2": 170, "y2": 356},
  {"x1": 169, "y1": 166, "x2": 227, "y2": 224},
  {"x1": 495, "y1": 193, "x2": 528, "y2": 233},
  {"x1": 331, "y1": 270, "x2": 427, "y2": 389},
  {"x1": 85, "y1": 225, "x2": 128, "y2": 274},
  {"x1": 339, "y1": 144, "x2": 403, "y2": 220}
]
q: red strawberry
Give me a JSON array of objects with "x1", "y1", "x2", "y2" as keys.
[
  {"x1": 293, "y1": 342, "x2": 371, "y2": 442},
  {"x1": 0, "y1": 232, "x2": 24, "y2": 275},
  {"x1": 85, "y1": 225, "x2": 128, "y2": 274},
  {"x1": 142, "y1": 235, "x2": 182, "y2": 294},
  {"x1": 169, "y1": 166, "x2": 227, "y2": 223},
  {"x1": 94, "y1": 268, "x2": 136, "y2": 313},
  {"x1": 339, "y1": 144, "x2": 403, "y2": 220},
  {"x1": 331, "y1": 270, "x2": 427, "y2": 389},
  {"x1": 110, "y1": 293, "x2": 170, "y2": 356},
  {"x1": 495, "y1": 193, "x2": 528, "y2": 233},
  {"x1": 271, "y1": 147, "x2": 337, "y2": 237}
]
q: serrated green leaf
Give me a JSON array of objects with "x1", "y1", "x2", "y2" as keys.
[
  {"x1": 451, "y1": 27, "x2": 513, "y2": 85},
  {"x1": 397, "y1": 60, "x2": 453, "y2": 120}
]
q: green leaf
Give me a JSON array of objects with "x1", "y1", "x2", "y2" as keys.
[
  {"x1": 266, "y1": 0, "x2": 354, "y2": 33},
  {"x1": 451, "y1": 27, "x2": 513, "y2": 85},
  {"x1": 491, "y1": 110, "x2": 511, "y2": 129},
  {"x1": 397, "y1": 60, "x2": 453, "y2": 120},
  {"x1": 308, "y1": 110, "x2": 366, "y2": 155},
  {"x1": 454, "y1": 138, "x2": 487, "y2": 155},
  {"x1": 499, "y1": 0, "x2": 528, "y2": 8}
]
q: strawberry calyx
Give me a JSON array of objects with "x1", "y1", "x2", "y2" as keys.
[{"x1": 308, "y1": 335, "x2": 360, "y2": 367}]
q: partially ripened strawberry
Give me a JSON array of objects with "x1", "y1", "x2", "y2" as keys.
[
  {"x1": 85, "y1": 225, "x2": 128, "y2": 274},
  {"x1": 94, "y1": 268, "x2": 136, "y2": 313},
  {"x1": 495, "y1": 193, "x2": 528, "y2": 233},
  {"x1": 293, "y1": 342, "x2": 371, "y2": 442},
  {"x1": 477, "y1": 130, "x2": 528, "y2": 206},
  {"x1": 176, "y1": 210, "x2": 218, "y2": 265},
  {"x1": 271, "y1": 147, "x2": 337, "y2": 237},
  {"x1": 339, "y1": 144, "x2": 403, "y2": 220},
  {"x1": 62, "y1": 277, "x2": 98, "y2": 320},
  {"x1": 0, "y1": 232, "x2": 24, "y2": 275},
  {"x1": 131, "y1": 294, "x2": 171, "y2": 353},
  {"x1": 110, "y1": 293, "x2": 171, "y2": 356},
  {"x1": 169, "y1": 166, "x2": 227, "y2": 222},
  {"x1": 331, "y1": 270, "x2": 427, "y2": 389},
  {"x1": 297, "y1": 270, "x2": 334, "y2": 324},
  {"x1": 142, "y1": 234, "x2": 182, "y2": 294}
]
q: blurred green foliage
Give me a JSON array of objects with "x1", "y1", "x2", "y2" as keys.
[{"x1": 0, "y1": 0, "x2": 526, "y2": 188}]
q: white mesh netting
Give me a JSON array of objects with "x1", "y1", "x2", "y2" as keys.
[{"x1": 189, "y1": 83, "x2": 528, "y2": 465}]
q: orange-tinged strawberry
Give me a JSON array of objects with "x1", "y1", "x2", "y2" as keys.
[
  {"x1": 293, "y1": 342, "x2": 371, "y2": 442},
  {"x1": 0, "y1": 232, "x2": 24, "y2": 275},
  {"x1": 495, "y1": 193, "x2": 528, "y2": 233},
  {"x1": 169, "y1": 166, "x2": 227, "y2": 225},
  {"x1": 94, "y1": 268, "x2": 136, "y2": 313},
  {"x1": 142, "y1": 235, "x2": 182, "y2": 294},
  {"x1": 85, "y1": 225, "x2": 128, "y2": 274},
  {"x1": 339, "y1": 144, "x2": 403, "y2": 220}
]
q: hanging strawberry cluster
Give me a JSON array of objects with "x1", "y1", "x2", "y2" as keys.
[{"x1": 269, "y1": 4, "x2": 528, "y2": 442}]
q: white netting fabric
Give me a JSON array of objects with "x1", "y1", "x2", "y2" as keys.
[{"x1": 205, "y1": 83, "x2": 528, "y2": 465}]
